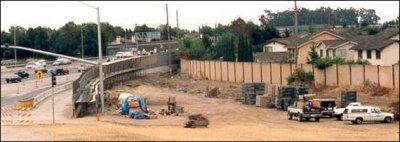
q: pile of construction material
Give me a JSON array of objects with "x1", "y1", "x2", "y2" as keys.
[
  {"x1": 118, "y1": 93, "x2": 157, "y2": 119},
  {"x1": 275, "y1": 86, "x2": 309, "y2": 110},
  {"x1": 241, "y1": 83, "x2": 265, "y2": 105},
  {"x1": 341, "y1": 91, "x2": 357, "y2": 107},
  {"x1": 184, "y1": 113, "x2": 209, "y2": 128},
  {"x1": 158, "y1": 96, "x2": 184, "y2": 116}
]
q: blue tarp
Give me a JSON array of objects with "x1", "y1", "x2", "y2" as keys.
[
  {"x1": 121, "y1": 95, "x2": 148, "y2": 115},
  {"x1": 129, "y1": 111, "x2": 150, "y2": 119}
]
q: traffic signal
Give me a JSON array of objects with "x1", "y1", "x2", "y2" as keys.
[{"x1": 51, "y1": 72, "x2": 56, "y2": 87}]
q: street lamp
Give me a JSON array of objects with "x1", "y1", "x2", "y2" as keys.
[
  {"x1": 14, "y1": 27, "x2": 17, "y2": 66},
  {"x1": 79, "y1": 1, "x2": 105, "y2": 113},
  {"x1": 81, "y1": 24, "x2": 87, "y2": 59}
]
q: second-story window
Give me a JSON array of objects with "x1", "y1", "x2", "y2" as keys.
[
  {"x1": 376, "y1": 50, "x2": 381, "y2": 59},
  {"x1": 367, "y1": 50, "x2": 372, "y2": 59}
]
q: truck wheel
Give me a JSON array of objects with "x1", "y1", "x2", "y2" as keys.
[
  {"x1": 298, "y1": 114, "x2": 303, "y2": 122},
  {"x1": 355, "y1": 118, "x2": 363, "y2": 124},
  {"x1": 287, "y1": 113, "x2": 293, "y2": 120},
  {"x1": 329, "y1": 114, "x2": 333, "y2": 118},
  {"x1": 351, "y1": 121, "x2": 357, "y2": 124},
  {"x1": 305, "y1": 118, "x2": 311, "y2": 121},
  {"x1": 315, "y1": 117, "x2": 320, "y2": 122},
  {"x1": 336, "y1": 115, "x2": 343, "y2": 121},
  {"x1": 384, "y1": 117, "x2": 392, "y2": 123},
  {"x1": 6, "y1": 80, "x2": 9, "y2": 83}
]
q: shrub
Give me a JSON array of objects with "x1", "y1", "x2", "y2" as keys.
[
  {"x1": 363, "y1": 80, "x2": 391, "y2": 96},
  {"x1": 287, "y1": 68, "x2": 314, "y2": 85}
]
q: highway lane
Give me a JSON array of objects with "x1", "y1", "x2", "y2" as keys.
[
  {"x1": 1, "y1": 63, "x2": 82, "y2": 84},
  {"x1": 0, "y1": 81, "x2": 71, "y2": 106}
]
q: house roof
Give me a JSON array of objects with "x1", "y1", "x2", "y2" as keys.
[
  {"x1": 350, "y1": 39, "x2": 398, "y2": 50},
  {"x1": 264, "y1": 34, "x2": 311, "y2": 48},
  {"x1": 374, "y1": 28, "x2": 399, "y2": 40},
  {"x1": 255, "y1": 52, "x2": 288, "y2": 62},
  {"x1": 319, "y1": 40, "x2": 350, "y2": 49}
]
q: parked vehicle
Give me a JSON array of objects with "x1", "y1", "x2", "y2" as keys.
[
  {"x1": 6, "y1": 74, "x2": 22, "y2": 83},
  {"x1": 115, "y1": 52, "x2": 133, "y2": 59},
  {"x1": 55, "y1": 67, "x2": 69, "y2": 75},
  {"x1": 37, "y1": 59, "x2": 47, "y2": 67},
  {"x1": 333, "y1": 102, "x2": 362, "y2": 120},
  {"x1": 14, "y1": 70, "x2": 29, "y2": 78},
  {"x1": 25, "y1": 62, "x2": 40, "y2": 69},
  {"x1": 343, "y1": 106, "x2": 394, "y2": 124},
  {"x1": 34, "y1": 66, "x2": 47, "y2": 74},
  {"x1": 78, "y1": 64, "x2": 88, "y2": 72},
  {"x1": 313, "y1": 98, "x2": 336, "y2": 118},
  {"x1": 53, "y1": 58, "x2": 71, "y2": 65},
  {"x1": 287, "y1": 94, "x2": 323, "y2": 122}
]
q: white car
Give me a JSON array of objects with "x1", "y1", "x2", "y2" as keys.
[
  {"x1": 53, "y1": 58, "x2": 71, "y2": 65},
  {"x1": 25, "y1": 62, "x2": 38, "y2": 69},
  {"x1": 37, "y1": 60, "x2": 47, "y2": 67},
  {"x1": 343, "y1": 106, "x2": 394, "y2": 124},
  {"x1": 333, "y1": 102, "x2": 362, "y2": 120}
]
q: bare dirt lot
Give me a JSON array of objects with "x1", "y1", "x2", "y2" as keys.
[{"x1": 1, "y1": 72, "x2": 399, "y2": 141}]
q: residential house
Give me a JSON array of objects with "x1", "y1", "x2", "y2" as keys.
[
  {"x1": 257, "y1": 28, "x2": 399, "y2": 65},
  {"x1": 350, "y1": 28, "x2": 399, "y2": 66}
]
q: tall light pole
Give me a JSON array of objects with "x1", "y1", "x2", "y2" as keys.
[
  {"x1": 176, "y1": 10, "x2": 179, "y2": 40},
  {"x1": 80, "y1": 1, "x2": 105, "y2": 113},
  {"x1": 14, "y1": 27, "x2": 17, "y2": 66},
  {"x1": 81, "y1": 24, "x2": 85, "y2": 59},
  {"x1": 166, "y1": 3, "x2": 171, "y2": 74}
]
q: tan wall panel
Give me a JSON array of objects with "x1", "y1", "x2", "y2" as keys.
[
  {"x1": 204, "y1": 61, "x2": 210, "y2": 80},
  {"x1": 262, "y1": 63, "x2": 271, "y2": 84},
  {"x1": 338, "y1": 65, "x2": 351, "y2": 86},
  {"x1": 215, "y1": 61, "x2": 222, "y2": 81},
  {"x1": 222, "y1": 61, "x2": 229, "y2": 81},
  {"x1": 210, "y1": 61, "x2": 216, "y2": 80},
  {"x1": 326, "y1": 65, "x2": 337, "y2": 86},
  {"x1": 271, "y1": 63, "x2": 281, "y2": 85},
  {"x1": 314, "y1": 68, "x2": 325, "y2": 86},
  {"x1": 379, "y1": 66, "x2": 393, "y2": 89},
  {"x1": 395, "y1": 65, "x2": 399, "y2": 92},
  {"x1": 351, "y1": 65, "x2": 364, "y2": 86},
  {"x1": 228, "y1": 62, "x2": 236, "y2": 82},
  {"x1": 281, "y1": 63, "x2": 291, "y2": 85},
  {"x1": 365, "y1": 65, "x2": 378, "y2": 84},
  {"x1": 243, "y1": 62, "x2": 253, "y2": 82},
  {"x1": 236, "y1": 62, "x2": 244, "y2": 83},
  {"x1": 253, "y1": 62, "x2": 262, "y2": 82}
]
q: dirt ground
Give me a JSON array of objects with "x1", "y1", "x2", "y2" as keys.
[{"x1": 1, "y1": 72, "x2": 399, "y2": 141}]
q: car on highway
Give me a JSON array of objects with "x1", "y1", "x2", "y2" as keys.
[
  {"x1": 25, "y1": 62, "x2": 40, "y2": 69},
  {"x1": 34, "y1": 66, "x2": 48, "y2": 74},
  {"x1": 37, "y1": 59, "x2": 47, "y2": 67},
  {"x1": 14, "y1": 70, "x2": 29, "y2": 78},
  {"x1": 55, "y1": 67, "x2": 69, "y2": 75},
  {"x1": 343, "y1": 106, "x2": 394, "y2": 124},
  {"x1": 53, "y1": 58, "x2": 71, "y2": 65},
  {"x1": 6, "y1": 74, "x2": 22, "y2": 83},
  {"x1": 78, "y1": 64, "x2": 88, "y2": 72}
]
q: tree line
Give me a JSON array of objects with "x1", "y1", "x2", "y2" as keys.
[
  {"x1": 178, "y1": 17, "x2": 280, "y2": 62},
  {"x1": 260, "y1": 7, "x2": 381, "y2": 27},
  {"x1": 1, "y1": 22, "x2": 187, "y2": 60}
]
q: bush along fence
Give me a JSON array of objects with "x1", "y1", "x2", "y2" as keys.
[{"x1": 181, "y1": 59, "x2": 399, "y2": 95}]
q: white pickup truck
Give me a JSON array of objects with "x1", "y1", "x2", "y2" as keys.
[
  {"x1": 343, "y1": 106, "x2": 394, "y2": 124},
  {"x1": 333, "y1": 102, "x2": 361, "y2": 120},
  {"x1": 287, "y1": 100, "x2": 323, "y2": 122}
]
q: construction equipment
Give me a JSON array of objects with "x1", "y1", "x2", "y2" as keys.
[
  {"x1": 167, "y1": 96, "x2": 184, "y2": 116},
  {"x1": 185, "y1": 113, "x2": 209, "y2": 128}
]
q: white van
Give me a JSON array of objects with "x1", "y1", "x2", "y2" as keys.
[{"x1": 343, "y1": 106, "x2": 394, "y2": 124}]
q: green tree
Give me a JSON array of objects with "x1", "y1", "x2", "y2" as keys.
[
  {"x1": 306, "y1": 43, "x2": 320, "y2": 64},
  {"x1": 215, "y1": 33, "x2": 236, "y2": 61}
]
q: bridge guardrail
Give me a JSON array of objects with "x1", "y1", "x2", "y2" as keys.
[{"x1": 72, "y1": 51, "x2": 179, "y2": 117}]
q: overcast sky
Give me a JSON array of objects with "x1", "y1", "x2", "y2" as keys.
[{"x1": 1, "y1": 1, "x2": 399, "y2": 31}]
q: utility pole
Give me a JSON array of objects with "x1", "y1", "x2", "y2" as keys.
[
  {"x1": 81, "y1": 25, "x2": 84, "y2": 59},
  {"x1": 176, "y1": 10, "x2": 179, "y2": 40},
  {"x1": 293, "y1": 0, "x2": 299, "y2": 64},
  {"x1": 14, "y1": 27, "x2": 17, "y2": 66},
  {"x1": 166, "y1": 3, "x2": 171, "y2": 74},
  {"x1": 124, "y1": 29, "x2": 127, "y2": 51}
]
